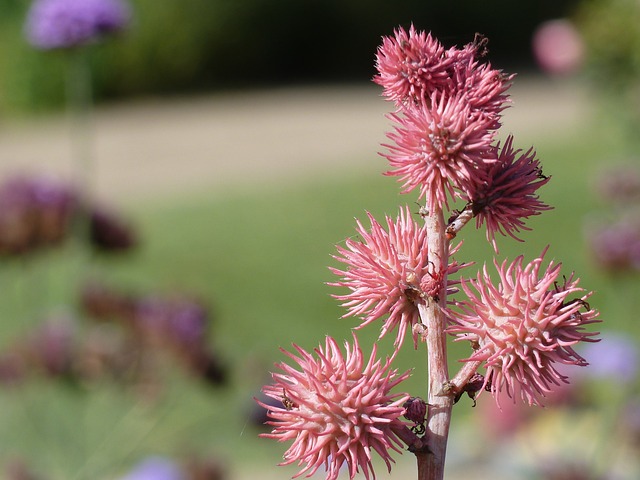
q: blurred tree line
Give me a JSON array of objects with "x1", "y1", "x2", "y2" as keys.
[{"x1": 1, "y1": 0, "x2": 578, "y2": 113}]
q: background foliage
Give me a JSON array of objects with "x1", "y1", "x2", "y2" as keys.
[{"x1": 1, "y1": 0, "x2": 580, "y2": 112}]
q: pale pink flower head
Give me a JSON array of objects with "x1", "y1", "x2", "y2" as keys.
[
  {"x1": 465, "y1": 135, "x2": 552, "y2": 252},
  {"x1": 447, "y1": 248, "x2": 600, "y2": 406},
  {"x1": 259, "y1": 334, "x2": 411, "y2": 480},
  {"x1": 374, "y1": 24, "x2": 454, "y2": 105},
  {"x1": 382, "y1": 92, "x2": 496, "y2": 211},
  {"x1": 330, "y1": 207, "x2": 461, "y2": 349}
]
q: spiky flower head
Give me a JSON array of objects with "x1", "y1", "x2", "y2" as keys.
[
  {"x1": 375, "y1": 26, "x2": 513, "y2": 211},
  {"x1": 447, "y1": 248, "x2": 600, "y2": 406},
  {"x1": 465, "y1": 135, "x2": 552, "y2": 252},
  {"x1": 259, "y1": 334, "x2": 411, "y2": 480},
  {"x1": 446, "y1": 39, "x2": 513, "y2": 129},
  {"x1": 382, "y1": 93, "x2": 496, "y2": 211},
  {"x1": 374, "y1": 24, "x2": 454, "y2": 105},
  {"x1": 330, "y1": 207, "x2": 462, "y2": 349},
  {"x1": 25, "y1": 0, "x2": 131, "y2": 50}
]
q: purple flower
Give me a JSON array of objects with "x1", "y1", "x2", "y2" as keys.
[
  {"x1": 588, "y1": 220, "x2": 640, "y2": 272},
  {"x1": 119, "y1": 457, "x2": 185, "y2": 480},
  {"x1": 595, "y1": 166, "x2": 640, "y2": 204},
  {"x1": 25, "y1": 0, "x2": 131, "y2": 50},
  {"x1": 579, "y1": 333, "x2": 639, "y2": 383}
]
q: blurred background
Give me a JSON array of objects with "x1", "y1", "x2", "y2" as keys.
[{"x1": 0, "y1": 0, "x2": 639, "y2": 478}]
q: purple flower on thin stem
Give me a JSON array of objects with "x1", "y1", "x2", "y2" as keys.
[
  {"x1": 330, "y1": 207, "x2": 463, "y2": 349},
  {"x1": 447, "y1": 248, "x2": 600, "y2": 406},
  {"x1": 25, "y1": 0, "x2": 131, "y2": 50},
  {"x1": 466, "y1": 135, "x2": 552, "y2": 252},
  {"x1": 259, "y1": 334, "x2": 411, "y2": 480}
]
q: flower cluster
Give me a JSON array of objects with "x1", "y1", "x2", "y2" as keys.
[
  {"x1": 80, "y1": 281, "x2": 227, "y2": 386},
  {"x1": 0, "y1": 282, "x2": 228, "y2": 390},
  {"x1": 259, "y1": 335, "x2": 410, "y2": 480},
  {"x1": 25, "y1": 0, "x2": 131, "y2": 50},
  {"x1": 586, "y1": 165, "x2": 640, "y2": 272},
  {"x1": 447, "y1": 249, "x2": 599, "y2": 406},
  {"x1": 261, "y1": 25, "x2": 601, "y2": 480},
  {"x1": 375, "y1": 25, "x2": 550, "y2": 247},
  {"x1": 0, "y1": 175, "x2": 136, "y2": 256}
]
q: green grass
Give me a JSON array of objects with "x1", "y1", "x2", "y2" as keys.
[{"x1": 0, "y1": 122, "x2": 638, "y2": 478}]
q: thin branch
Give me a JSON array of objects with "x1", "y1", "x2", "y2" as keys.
[
  {"x1": 448, "y1": 360, "x2": 483, "y2": 395},
  {"x1": 446, "y1": 204, "x2": 474, "y2": 240}
]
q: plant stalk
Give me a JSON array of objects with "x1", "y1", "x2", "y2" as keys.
[
  {"x1": 66, "y1": 47, "x2": 94, "y2": 289},
  {"x1": 416, "y1": 206, "x2": 453, "y2": 480}
]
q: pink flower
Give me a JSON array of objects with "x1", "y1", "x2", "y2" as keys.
[
  {"x1": 374, "y1": 24, "x2": 454, "y2": 105},
  {"x1": 382, "y1": 93, "x2": 496, "y2": 211},
  {"x1": 447, "y1": 248, "x2": 600, "y2": 406},
  {"x1": 259, "y1": 334, "x2": 410, "y2": 480},
  {"x1": 330, "y1": 207, "x2": 460, "y2": 349},
  {"x1": 532, "y1": 19, "x2": 585, "y2": 76},
  {"x1": 447, "y1": 43, "x2": 513, "y2": 130},
  {"x1": 465, "y1": 135, "x2": 552, "y2": 252}
]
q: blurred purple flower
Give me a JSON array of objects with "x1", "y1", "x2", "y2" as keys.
[
  {"x1": 580, "y1": 333, "x2": 639, "y2": 384},
  {"x1": 90, "y1": 206, "x2": 138, "y2": 252},
  {"x1": 119, "y1": 457, "x2": 185, "y2": 480},
  {"x1": 588, "y1": 220, "x2": 640, "y2": 272},
  {"x1": 168, "y1": 302, "x2": 208, "y2": 346},
  {"x1": 0, "y1": 175, "x2": 78, "y2": 254},
  {"x1": 25, "y1": 0, "x2": 131, "y2": 50},
  {"x1": 596, "y1": 166, "x2": 640, "y2": 204},
  {"x1": 622, "y1": 398, "x2": 640, "y2": 448},
  {"x1": 28, "y1": 316, "x2": 77, "y2": 378},
  {"x1": 5, "y1": 457, "x2": 44, "y2": 480},
  {"x1": 0, "y1": 175, "x2": 137, "y2": 256}
]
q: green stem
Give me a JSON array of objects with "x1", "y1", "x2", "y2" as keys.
[{"x1": 66, "y1": 47, "x2": 94, "y2": 285}]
